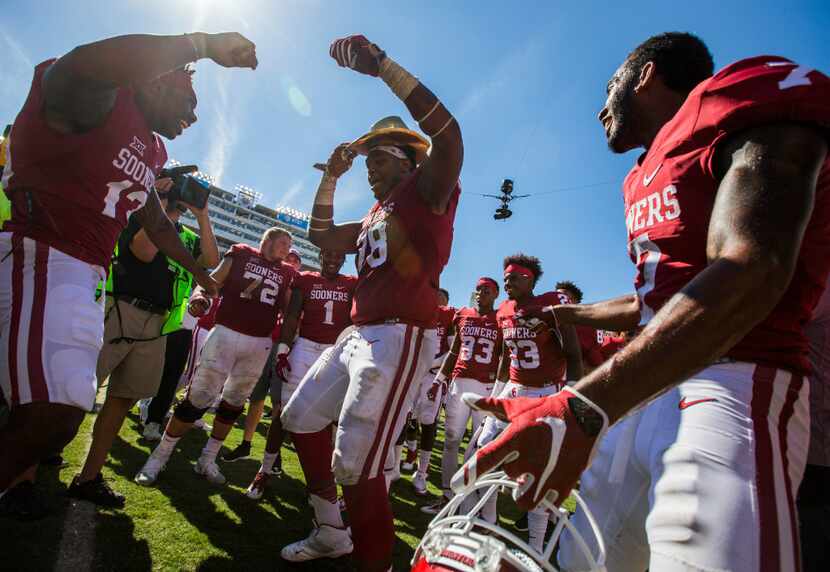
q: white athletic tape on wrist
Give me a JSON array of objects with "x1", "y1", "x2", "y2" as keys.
[
  {"x1": 277, "y1": 342, "x2": 291, "y2": 356},
  {"x1": 379, "y1": 57, "x2": 419, "y2": 101},
  {"x1": 315, "y1": 176, "x2": 337, "y2": 206}
]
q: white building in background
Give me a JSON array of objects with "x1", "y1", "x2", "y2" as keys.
[{"x1": 174, "y1": 165, "x2": 320, "y2": 271}]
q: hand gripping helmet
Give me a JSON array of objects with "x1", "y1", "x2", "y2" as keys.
[{"x1": 411, "y1": 472, "x2": 606, "y2": 572}]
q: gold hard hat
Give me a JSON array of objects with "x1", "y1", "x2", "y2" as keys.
[{"x1": 349, "y1": 116, "x2": 429, "y2": 164}]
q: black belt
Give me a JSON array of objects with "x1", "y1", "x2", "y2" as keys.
[{"x1": 113, "y1": 294, "x2": 168, "y2": 316}]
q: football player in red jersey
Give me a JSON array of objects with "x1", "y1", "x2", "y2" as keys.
[
  {"x1": 555, "y1": 280, "x2": 605, "y2": 372},
  {"x1": 280, "y1": 35, "x2": 462, "y2": 570},
  {"x1": 135, "y1": 228, "x2": 296, "y2": 486},
  {"x1": 219, "y1": 248, "x2": 303, "y2": 464},
  {"x1": 0, "y1": 31, "x2": 256, "y2": 496},
  {"x1": 454, "y1": 33, "x2": 830, "y2": 571},
  {"x1": 408, "y1": 288, "x2": 456, "y2": 495},
  {"x1": 421, "y1": 277, "x2": 501, "y2": 515},
  {"x1": 463, "y1": 254, "x2": 582, "y2": 553},
  {"x1": 245, "y1": 248, "x2": 357, "y2": 500}
]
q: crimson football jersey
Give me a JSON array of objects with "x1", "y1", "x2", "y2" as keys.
[
  {"x1": 295, "y1": 271, "x2": 357, "y2": 345},
  {"x1": 215, "y1": 244, "x2": 296, "y2": 338},
  {"x1": 623, "y1": 56, "x2": 830, "y2": 374},
  {"x1": 435, "y1": 305, "x2": 457, "y2": 356},
  {"x1": 452, "y1": 306, "x2": 501, "y2": 384},
  {"x1": 351, "y1": 169, "x2": 460, "y2": 328},
  {"x1": 497, "y1": 292, "x2": 570, "y2": 387},
  {"x1": 2, "y1": 60, "x2": 167, "y2": 269}
]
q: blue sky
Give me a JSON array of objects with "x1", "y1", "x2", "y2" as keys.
[{"x1": 2, "y1": 0, "x2": 829, "y2": 308}]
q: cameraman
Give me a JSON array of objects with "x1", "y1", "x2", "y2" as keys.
[{"x1": 68, "y1": 176, "x2": 218, "y2": 507}]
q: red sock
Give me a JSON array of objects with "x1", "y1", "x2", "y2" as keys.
[
  {"x1": 292, "y1": 428, "x2": 337, "y2": 502},
  {"x1": 342, "y1": 476, "x2": 394, "y2": 572}
]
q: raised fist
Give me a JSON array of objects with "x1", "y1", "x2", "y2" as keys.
[
  {"x1": 329, "y1": 35, "x2": 385, "y2": 77},
  {"x1": 196, "y1": 32, "x2": 258, "y2": 69}
]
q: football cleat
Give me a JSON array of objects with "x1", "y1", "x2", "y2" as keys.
[
  {"x1": 411, "y1": 471, "x2": 606, "y2": 572},
  {"x1": 280, "y1": 524, "x2": 353, "y2": 562},
  {"x1": 413, "y1": 471, "x2": 428, "y2": 496},
  {"x1": 67, "y1": 474, "x2": 125, "y2": 508},
  {"x1": 402, "y1": 448, "x2": 417, "y2": 472},
  {"x1": 194, "y1": 458, "x2": 226, "y2": 485},
  {"x1": 135, "y1": 456, "x2": 166, "y2": 487},
  {"x1": 246, "y1": 472, "x2": 270, "y2": 500}
]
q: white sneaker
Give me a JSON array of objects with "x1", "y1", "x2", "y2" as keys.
[
  {"x1": 142, "y1": 422, "x2": 162, "y2": 442},
  {"x1": 135, "y1": 455, "x2": 166, "y2": 486},
  {"x1": 413, "y1": 471, "x2": 428, "y2": 496},
  {"x1": 280, "y1": 524, "x2": 353, "y2": 562},
  {"x1": 194, "y1": 458, "x2": 226, "y2": 485}
]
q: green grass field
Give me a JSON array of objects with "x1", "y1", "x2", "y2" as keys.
[{"x1": 0, "y1": 402, "x2": 537, "y2": 571}]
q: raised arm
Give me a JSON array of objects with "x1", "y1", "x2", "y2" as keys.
[
  {"x1": 42, "y1": 32, "x2": 257, "y2": 132},
  {"x1": 132, "y1": 191, "x2": 218, "y2": 296},
  {"x1": 329, "y1": 35, "x2": 463, "y2": 213},
  {"x1": 308, "y1": 143, "x2": 362, "y2": 251},
  {"x1": 577, "y1": 123, "x2": 828, "y2": 424}
]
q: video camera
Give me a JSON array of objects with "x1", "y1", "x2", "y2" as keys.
[{"x1": 157, "y1": 164, "x2": 212, "y2": 211}]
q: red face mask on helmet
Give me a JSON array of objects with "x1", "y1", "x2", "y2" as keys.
[{"x1": 410, "y1": 471, "x2": 606, "y2": 572}]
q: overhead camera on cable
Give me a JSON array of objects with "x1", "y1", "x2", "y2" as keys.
[{"x1": 483, "y1": 179, "x2": 529, "y2": 220}]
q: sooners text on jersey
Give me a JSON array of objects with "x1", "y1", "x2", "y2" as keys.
[
  {"x1": 350, "y1": 169, "x2": 460, "y2": 327},
  {"x1": 623, "y1": 56, "x2": 830, "y2": 374},
  {"x1": 452, "y1": 306, "x2": 501, "y2": 384},
  {"x1": 295, "y1": 271, "x2": 357, "y2": 344},
  {"x1": 497, "y1": 291, "x2": 570, "y2": 387},
  {"x1": 215, "y1": 244, "x2": 296, "y2": 338},
  {"x1": 2, "y1": 60, "x2": 166, "y2": 269}
]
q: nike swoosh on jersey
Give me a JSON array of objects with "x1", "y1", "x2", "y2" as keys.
[
  {"x1": 678, "y1": 397, "x2": 717, "y2": 410},
  {"x1": 643, "y1": 163, "x2": 662, "y2": 186}
]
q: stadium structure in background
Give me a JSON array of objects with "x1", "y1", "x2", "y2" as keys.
[{"x1": 167, "y1": 160, "x2": 320, "y2": 271}]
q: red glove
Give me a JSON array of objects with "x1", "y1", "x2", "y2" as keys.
[
  {"x1": 451, "y1": 387, "x2": 608, "y2": 510},
  {"x1": 273, "y1": 343, "x2": 292, "y2": 379},
  {"x1": 329, "y1": 35, "x2": 385, "y2": 76},
  {"x1": 188, "y1": 296, "x2": 211, "y2": 318}
]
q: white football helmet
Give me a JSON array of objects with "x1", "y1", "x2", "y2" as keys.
[{"x1": 411, "y1": 472, "x2": 605, "y2": 572}]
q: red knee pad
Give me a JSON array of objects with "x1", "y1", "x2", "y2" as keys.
[{"x1": 214, "y1": 400, "x2": 244, "y2": 424}]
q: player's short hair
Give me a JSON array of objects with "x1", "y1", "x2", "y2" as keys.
[
  {"x1": 262, "y1": 227, "x2": 291, "y2": 244},
  {"x1": 555, "y1": 280, "x2": 583, "y2": 303},
  {"x1": 503, "y1": 253, "x2": 543, "y2": 286},
  {"x1": 438, "y1": 288, "x2": 450, "y2": 300},
  {"x1": 626, "y1": 32, "x2": 714, "y2": 95}
]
